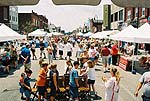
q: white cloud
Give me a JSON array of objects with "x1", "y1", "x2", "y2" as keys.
[{"x1": 18, "y1": 0, "x2": 112, "y2": 32}]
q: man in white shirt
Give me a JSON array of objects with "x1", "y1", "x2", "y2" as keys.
[
  {"x1": 66, "y1": 41, "x2": 73, "y2": 60},
  {"x1": 58, "y1": 41, "x2": 64, "y2": 59}
]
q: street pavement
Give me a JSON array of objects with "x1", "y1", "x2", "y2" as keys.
[{"x1": 0, "y1": 46, "x2": 144, "y2": 101}]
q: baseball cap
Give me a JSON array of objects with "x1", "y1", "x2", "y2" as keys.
[{"x1": 41, "y1": 61, "x2": 49, "y2": 65}]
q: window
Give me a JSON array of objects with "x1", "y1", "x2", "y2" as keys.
[
  {"x1": 111, "y1": 14, "x2": 113, "y2": 22},
  {"x1": 142, "y1": 8, "x2": 145, "y2": 16},
  {"x1": 9, "y1": 16, "x2": 11, "y2": 20},
  {"x1": 114, "y1": 12, "x2": 118, "y2": 21},
  {"x1": 119, "y1": 10, "x2": 123, "y2": 20},
  {"x1": 135, "y1": 8, "x2": 138, "y2": 17},
  {"x1": 3, "y1": 7, "x2": 8, "y2": 20},
  {"x1": 127, "y1": 10, "x2": 131, "y2": 19},
  {"x1": 16, "y1": 17, "x2": 17, "y2": 22}
]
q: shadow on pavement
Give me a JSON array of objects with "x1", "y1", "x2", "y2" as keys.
[{"x1": 0, "y1": 64, "x2": 23, "y2": 78}]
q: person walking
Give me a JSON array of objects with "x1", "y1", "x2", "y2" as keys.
[
  {"x1": 101, "y1": 45, "x2": 111, "y2": 73},
  {"x1": 102, "y1": 67, "x2": 120, "y2": 101},
  {"x1": 111, "y1": 43, "x2": 118, "y2": 66},
  {"x1": 66, "y1": 41, "x2": 73, "y2": 60},
  {"x1": 134, "y1": 71, "x2": 150, "y2": 101},
  {"x1": 69, "y1": 61, "x2": 80, "y2": 101},
  {"x1": 88, "y1": 44, "x2": 97, "y2": 61},
  {"x1": 52, "y1": 41, "x2": 57, "y2": 60},
  {"x1": 58, "y1": 40, "x2": 64, "y2": 59},
  {"x1": 47, "y1": 46, "x2": 53, "y2": 64},
  {"x1": 31, "y1": 42, "x2": 37, "y2": 60},
  {"x1": 39, "y1": 41, "x2": 46, "y2": 59},
  {"x1": 76, "y1": 44, "x2": 84, "y2": 62},
  {"x1": 36, "y1": 61, "x2": 48, "y2": 101}
]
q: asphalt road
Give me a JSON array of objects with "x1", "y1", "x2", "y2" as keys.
[{"x1": 0, "y1": 46, "x2": 143, "y2": 101}]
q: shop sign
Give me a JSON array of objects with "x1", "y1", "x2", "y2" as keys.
[{"x1": 119, "y1": 56, "x2": 128, "y2": 70}]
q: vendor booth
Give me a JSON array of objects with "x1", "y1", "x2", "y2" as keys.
[
  {"x1": 0, "y1": 24, "x2": 26, "y2": 75},
  {"x1": 110, "y1": 23, "x2": 150, "y2": 72},
  {"x1": 28, "y1": 29, "x2": 47, "y2": 37},
  {"x1": 0, "y1": 24, "x2": 26, "y2": 42},
  {"x1": 83, "y1": 32, "x2": 92, "y2": 37},
  {"x1": 90, "y1": 30, "x2": 119, "y2": 39}
]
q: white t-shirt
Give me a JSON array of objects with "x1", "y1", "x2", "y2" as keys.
[
  {"x1": 88, "y1": 48, "x2": 96, "y2": 58},
  {"x1": 87, "y1": 67, "x2": 96, "y2": 80},
  {"x1": 105, "y1": 77, "x2": 119, "y2": 101},
  {"x1": 66, "y1": 43, "x2": 73, "y2": 52},
  {"x1": 58, "y1": 43, "x2": 64, "y2": 51},
  {"x1": 139, "y1": 72, "x2": 150, "y2": 97}
]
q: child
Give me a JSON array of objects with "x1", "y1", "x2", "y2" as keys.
[
  {"x1": 87, "y1": 60, "x2": 97, "y2": 96},
  {"x1": 65, "y1": 60, "x2": 73, "y2": 74},
  {"x1": 19, "y1": 73, "x2": 25, "y2": 100},
  {"x1": 69, "y1": 61, "x2": 80, "y2": 100},
  {"x1": 24, "y1": 69, "x2": 33, "y2": 101}
]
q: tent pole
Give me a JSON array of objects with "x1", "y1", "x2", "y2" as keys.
[{"x1": 131, "y1": 43, "x2": 135, "y2": 72}]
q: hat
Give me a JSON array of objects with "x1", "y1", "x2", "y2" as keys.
[
  {"x1": 41, "y1": 61, "x2": 48, "y2": 65},
  {"x1": 26, "y1": 43, "x2": 30, "y2": 47},
  {"x1": 83, "y1": 49, "x2": 87, "y2": 52}
]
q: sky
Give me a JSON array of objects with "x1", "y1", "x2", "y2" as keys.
[{"x1": 18, "y1": 0, "x2": 112, "y2": 32}]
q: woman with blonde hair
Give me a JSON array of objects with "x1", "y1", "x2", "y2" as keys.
[{"x1": 102, "y1": 67, "x2": 120, "y2": 101}]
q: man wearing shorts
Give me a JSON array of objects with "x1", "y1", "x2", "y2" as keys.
[
  {"x1": 69, "y1": 61, "x2": 80, "y2": 100},
  {"x1": 101, "y1": 45, "x2": 110, "y2": 73},
  {"x1": 66, "y1": 41, "x2": 73, "y2": 60},
  {"x1": 58, "y1": 41, "x2": 64, "y2": 59},
  {"x1": 39, "y1": 41, "x2": 46, "y2": 59},
  {"x1": 21, "y1": 43, "x2": 31, "y2": 71}
]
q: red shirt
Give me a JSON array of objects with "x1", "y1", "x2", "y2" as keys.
[
  {"x1": 111, "y1": 45, "x2": 118, "y2": 55},
  {"x1": 101, "y1": 47, "x2": 110, "y2": 56}
]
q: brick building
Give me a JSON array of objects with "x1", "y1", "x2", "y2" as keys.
[
  {"x1": 125, "y1": 8, "x2": 150, "y2": 28},
  {"x1": 18, "y1": 10, "x2": 48, "y2": 34},
  {"x1": 90, "y1": 18, "x2": 103, "y2": 33}
]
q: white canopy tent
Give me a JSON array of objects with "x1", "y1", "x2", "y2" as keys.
[
  {"x1": 110, "y1": 24, "x2": 150, "y2": 43},
  {"x1": 83, "y1": 32, "x2": 93, "y2": 37},
  {"x1": 90, "y1": 30, "x2": 119, "y2": 39},
  {"x1": 52, "y1": 32, "x2": 64, "y2": 36},
  {"x1": 76, "y1": 32, "x2": 83, "y2": 36},
  {"x1": 90, "y1": 32, "x2": 108, "y2": 39},
  {"x1": 109, "y1": 25, "x2": 138, "y2": 42},
  {"x1": 134, "y1": 23, "x2": 150, "y2": 43},
  {"x1": 47, "y1": 33, "x2": 52, "y2": 37},
  {"x1": 0, "y1": 24, "x2": 26, "y2": 42},
  {"x1": 28, "y1": 29, "x2": 47, "y2": 37}
]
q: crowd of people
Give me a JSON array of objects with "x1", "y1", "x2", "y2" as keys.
[
  {"x1": 1, "y1": 36, "x2": 149, "y2": 101},
  {"x1": 17, "y1": 36, "x2": 123, "y2": 101},
  {"x1": 0, "y1": 42, "x2": 18, "y2": 74}
]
